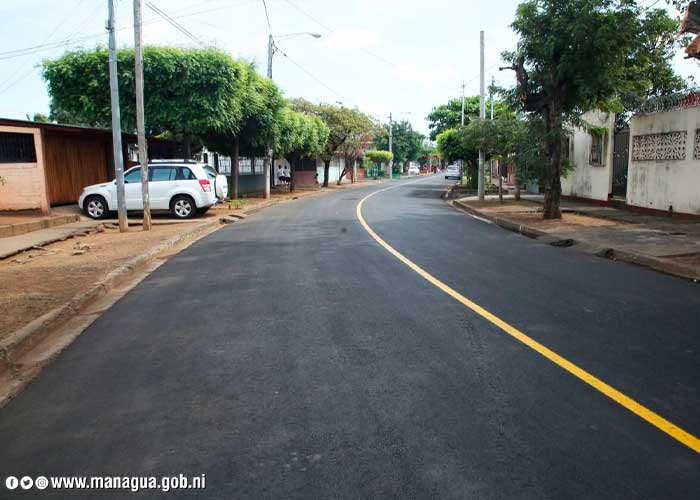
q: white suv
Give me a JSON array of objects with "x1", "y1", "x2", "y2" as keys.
[{"x1": 79, "y1": 161, "x2": 228, "y2": 220}]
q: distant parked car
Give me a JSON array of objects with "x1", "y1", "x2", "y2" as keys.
[
  {"x1": 408, "y1": 165, "x2": 420, "y2": 176},
  {"x1": 79, "y1": 161, "x2": 228, "y2": 220},
  {"x1": 445, "y1": 164, "x2": 462, "y2": 181}
]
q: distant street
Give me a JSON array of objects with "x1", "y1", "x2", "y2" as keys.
[{"x1": 1, "y1": 174, "x2": 699, "y2": 499}]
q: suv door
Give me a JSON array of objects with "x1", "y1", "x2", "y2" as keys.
[
  {"x1": 123, "y1": 167, "x2": 143, "y2": 210},
  {"x1": 149, "y1": 166, "x2": 177, "y2": 210}
]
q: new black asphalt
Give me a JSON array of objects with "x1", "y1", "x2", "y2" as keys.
[{"x1": 1, "y1": 175, "x2": 698, "y2": 499}]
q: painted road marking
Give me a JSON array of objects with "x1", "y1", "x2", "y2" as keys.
[{"x1": 356, "y1": 181, "x2": 700, "y2": 454}]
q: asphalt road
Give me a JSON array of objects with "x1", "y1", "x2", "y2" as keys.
[{"x1": 1, "y1": 175, "x2": 699, "y2": 499}]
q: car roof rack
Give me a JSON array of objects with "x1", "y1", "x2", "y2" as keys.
[{"x1": 149, "y1": 159, "x2": 198, "y2": 164}]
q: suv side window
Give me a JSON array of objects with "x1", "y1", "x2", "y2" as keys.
[
  {"x1": 151, "y1": 167, "x2": 176, "y2": 182},
  {"x1": 124, "y1": 168, "x2": 142, "y2": 183},
  {"x1": 176, "y1": 167, "x2": 197, "y2": 180}
]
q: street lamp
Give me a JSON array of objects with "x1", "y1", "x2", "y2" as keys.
[
  {"x1": 267, "y1": 32, "x2": 322, "y2": 79},
  {"x1": 264, "y1": 31, "x2": 322, "y2": 198}
]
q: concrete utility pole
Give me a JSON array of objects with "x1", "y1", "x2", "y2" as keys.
[
  {"x1": 478, "y1": 30, "x2": 486, "y2": 201},
  {"x1": 133, "y1": 0, "x2": 151, "y2": 230},
  {"x1": 388, "y1": 113, "x2": 393, "y2": 178},
  {"x1": 460, "y1": 82, "x2": 466, "y2": 126},
  {"x1": 264, "y1": 33, "x2": 274, "y2": 199},
  {"x1": 107, "y1": 0, "x2": 128, "y2": 232}
]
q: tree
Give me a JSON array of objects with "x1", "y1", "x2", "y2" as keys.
[
  {"x1": 616, "y1": 7, "x2": 690, "y2": 125},
  {"x1": 274, "y1": 108, "x2": 329, "y2": 191},
  {"x1": 204, "y1": 64, "x2": 284, "y2": 198},
  {"x1": 373, "y1": 120, "x2": 424, "y2": 171},
  {"x1": 426, "y1": 96, "x2": 512, "y2": 141},
  {"x1": 503, "y1": 0, "x2": 639, "y2": 219},
  {"x1": 363, "y1": 150, "x2": 393, "y2": 177},
  {"x1": 42, "y1": 47, "x2": 248, "y2": 155},
  {"x1": 337, "y1": 130, "x2": 375, "y2": 184},
  {"x1": 436, "y1": 127, "x2": 479, "y2": 187},
  {"x1": 290, "y1": 99, "x2": 374, "y2": 187}
]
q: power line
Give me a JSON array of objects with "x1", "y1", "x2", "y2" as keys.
[
  {"x1": 260, "y1": 0, "x2": 272, "y2": 35},
  {"x1": 275, "y1": 46, "x2": 347, "y2": 102},
  {"x1": 145, "y1": 1, "x2": 207, "y2": 47},
  {"x1": 283, "y1": 0, "x2": 396, "y2": 68}
]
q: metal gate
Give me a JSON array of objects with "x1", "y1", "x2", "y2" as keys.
[{"x1": 612, "y1": 128, "x2": 629, "y2": 197}]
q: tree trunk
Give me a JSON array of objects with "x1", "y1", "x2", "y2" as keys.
[
  {"x1": 323, "y1": 159, "x2": 330, "y2": 188},
  {"x1": 352, "y1": 159, "x2": 357, "y2": 183},
  {"x1": 513, "y1": 162, "x2": 521, "y2": 201},
  {"x1": 290, "y1": 159, "x2": 295, "y2": 193},
  {"x1": 184, "y1": 137, "x2": 191, "y2": 159},
  {"x1": 231, "y1": 136, "x2": 239, "y2": 200},
  {"x1": 542, "y1": 100, "x2": 563, "y2": 219},
  {"x1": 498, "y1": 160, "x2": 503, "y2": 204},
  {"x1": 337, "y1": 166, "x2": 347, "y2": 185}
]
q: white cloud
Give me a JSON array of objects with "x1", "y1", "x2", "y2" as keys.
[{"x1": 323, "y1": 27, "x2": 381, "y2": 50}]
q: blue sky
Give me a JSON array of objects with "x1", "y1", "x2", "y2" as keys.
[{"x1": 0, "y1": 0, "x2": 695, "y2": 134}]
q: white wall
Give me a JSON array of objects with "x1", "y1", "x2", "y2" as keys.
[
  {"x1": 560, "y1": 110, "x2": 615, "y2": 202},
  {"x1": 627, "y1": 107, "x2": 700, "y2": 215},
  {"x1": 316, "y1": 157, "x2": 346, "y2": 184}
]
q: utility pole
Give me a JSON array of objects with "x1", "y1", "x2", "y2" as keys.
[
  {"x1": 490, "y1": 76, "x2": 495, "y2": 120},
  {"x1": 107, "y1": 0, "x2": 128, "y2": 232},
  {"x1": 388, "y1": 113, "x2": 393, "y2": 178},
  {"x1": 460, "y1": 82, "x2": 466, "y2": 126},
  {"x1": 478, "y1": 30, "x2": 486, "y2": 201},
  {"x1": 134, "y1": 0, "x2": 151, "y2": 230},
  {"x1": 264, "y1": 33, "x2": 274, "y2": 199}
]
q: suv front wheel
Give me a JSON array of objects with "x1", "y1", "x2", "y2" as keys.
[{"x1": 170, "y1": 195, "x2": 196, "y2": 219}]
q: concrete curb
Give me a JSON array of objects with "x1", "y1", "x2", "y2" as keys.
[
  {"x1": 0, "y1": 217, "x2": 222, "y2": 378},
  {"x1": 451, "y1": 200, "x2": 700, "y2": 282},
  {"x1": 453, "y1": 200, "x2": 546, "y2": 239},
  {"x1": 0, "y1": 214, "x2": 80, "y2": 239}
]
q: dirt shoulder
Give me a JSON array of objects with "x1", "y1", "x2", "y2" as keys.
[{"x1": 0, "y1": 179, "x2": 383, "y2": 340}]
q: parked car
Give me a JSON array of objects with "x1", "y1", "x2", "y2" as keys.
[
  {"x1": 408, "y1": 165, "x2": 420, "y2": 176},
  {"x1": 79, "y1": 161, "x2": 228, "y2": 220},
  {"x1": 445, "y1": 164, "x2": 462, "y2": 181}
]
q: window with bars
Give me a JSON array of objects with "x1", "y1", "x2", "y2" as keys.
[
  {"x1": 589, "y1": 133, "x2": 605, "y2": 166},
  {"x1": 0, "y1": 132, "x2": 37, "y2": 163}
]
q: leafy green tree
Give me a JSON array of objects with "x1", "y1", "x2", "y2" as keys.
[
  {"x1": 363, "y1": 150, "x2": 393, "y2": 177},
  {"x1": 274, "y1": 108, "x2": 328, "y2": 191},
  {"x1": 502, "y1": 0, "x2": 639, "y2": 218},
  {"x1": 42, "y1": 46, "x2": 248, "y2": 155},
  {"x1": 616, "y1": 7, "x2": 690, "y2": 125},
  {"x1": 427, "y1": 96, "x2": 512, "y2": 141},
  {"x1": 290, "y1": 99, "x2": 374, "y2": 187},
  {"x1": 373, "y1": 120, "x2": 424, "y2": 170},
  {"x1": 204, "y1": 64, "x2": 284, "y2": 198},
  {"x1": 436, "y1": 127, "x2": 479, "y2": 187}
]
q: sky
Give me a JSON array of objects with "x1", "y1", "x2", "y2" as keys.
[{"x1": 0, "y1": 0, "x2": 696, "y2": 135}]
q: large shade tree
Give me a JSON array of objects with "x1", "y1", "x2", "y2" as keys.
[
  {"x1": 42, "y1": 47, "x2": 248, "y2": 155},
  {"x1": 204, "y1": 63, "x2": 285, "y2": 198},
  {"x1": 290, "y1": 99, "x2": 374, "y2": 187},
  {"x1": 274, "y1": 108, "x2": 329, "y2": 191}
]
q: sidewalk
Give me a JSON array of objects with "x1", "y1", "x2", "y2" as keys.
[{"x1": 453, "y1": 194, "x2": 700, "y2": 281}]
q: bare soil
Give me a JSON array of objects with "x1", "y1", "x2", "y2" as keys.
[
  {"x1": 506, "y1": 212, "x2": 620, "y2": 231},
  {"x1": 0, "y1": 223, "x2": 208, "y2": 338}
]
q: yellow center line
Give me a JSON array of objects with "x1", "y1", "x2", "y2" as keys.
[{"x1": 356, "y1": 180, "x2": 700, "y2": 454}]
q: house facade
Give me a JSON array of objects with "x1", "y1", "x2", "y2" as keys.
[
  {"x1": 0, "y1": 118, "x2": 181, "y2": 214},
  {"x1": 626, "y1": 104, "x2": 700, "y2": 215},
  {"x1": 560, "y1": 109, "x2": 616, "y2": 202}
]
